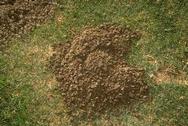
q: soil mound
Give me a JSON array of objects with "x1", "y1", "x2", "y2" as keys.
[
  {"x1": 49, "y1": 24, "x2": 149, "y2": 114},
  {"x1": 0, "y1": 0, "x2": 54, "y2": 50}
]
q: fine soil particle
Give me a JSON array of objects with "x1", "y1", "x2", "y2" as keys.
[
  {"x1": 0, "y1": 0, "x2": 54, "y2": 51},
  {"x1": 49, "y1": 24, "x2": 149, "y2": 116}
]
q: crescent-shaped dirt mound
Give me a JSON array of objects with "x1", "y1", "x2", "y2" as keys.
[
  {"x1": 49, "y1": 24, "x2": 149, "y2": 115},
  {"x1": 0, "y1": 0, "x2": 54, "y2": 50}
]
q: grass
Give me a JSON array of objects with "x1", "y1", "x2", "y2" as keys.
[
  {"x1": 0, "y1": 0, "x2": 188, "y2": 125},
  {"x1": 0, "y1": 51, "x2": 37, "y2": 126}
]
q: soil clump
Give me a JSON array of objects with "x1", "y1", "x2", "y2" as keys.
[
  {"x1": 0, "y1": 0, "x2": 54, "y2": 51},
  {"x1": 49, "y1": 24, "x2": 149, "y2": 115}
]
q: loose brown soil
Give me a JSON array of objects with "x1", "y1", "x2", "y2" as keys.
[
  {"x1": 0, "y1": 0, "x2": 54, "y2": 51},
  {"x1": 49, "y1": 24, "x2": 149, "y2": 116}
]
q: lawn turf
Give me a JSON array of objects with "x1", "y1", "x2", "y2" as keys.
[{"x1": 0, "y1": 0, "x2": 187, "y2": 125}]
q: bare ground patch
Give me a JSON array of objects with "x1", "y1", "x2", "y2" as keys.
[{"x1": 153, "y1": 67, "x2": 188, "y2": 85}]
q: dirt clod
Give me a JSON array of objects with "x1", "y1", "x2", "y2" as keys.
[
  {"x1": 0, "y1": 0, "x2": 54, "y2": 51},
  {"x1": 49, "y1": 24, "x2": 149, "y2": 115}
]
